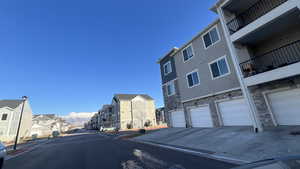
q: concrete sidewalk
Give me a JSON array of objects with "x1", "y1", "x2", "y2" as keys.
[{"x1": 133, "y1": 126, "x2": 300, "y2": 163}]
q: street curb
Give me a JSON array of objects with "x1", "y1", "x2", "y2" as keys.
[
  {"x1": 5, "y1": 139, "x2": 52, "y2": 161},
  {"x1": 130, "y1": 139, "x2": 250, "y2": 165}
]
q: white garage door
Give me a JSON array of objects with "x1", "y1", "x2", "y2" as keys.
[
  {"x1": 218, "y1": 98, "x2": 252, "y2": 126},
  {"x1": 268, "y1": 88, "x2": 300, "y2": 125},
  {"x1": 190, "y1": 106, "x2": 213, "y2": 127},
  {"x1": 171, "y1": 111, "x2": 186, "y2": 127}
]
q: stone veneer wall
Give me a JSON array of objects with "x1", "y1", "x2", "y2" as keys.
[
  {"x1": 183, "y1": 89, "x2": 243, "y2": 127},
  {"x1": 162, "y1": 80, "x2": 183, "y2": 127},
  {"x1": 249, "y1": 75, "x2": 300, "y2": 129}
]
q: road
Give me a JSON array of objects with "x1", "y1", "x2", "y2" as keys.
[{"x1": 4, "y1": 133, "x2": 237, "y2": 169}]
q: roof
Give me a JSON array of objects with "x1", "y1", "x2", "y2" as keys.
[
  {"x1": 157, "y1": 19, "x2": 220, "y2": 64},
  {"x1": 33, "y1": 114, "x2": 56, "y2": 121},
  {"x1": 0, "y1": 100, "x2": 23, "y2": 109},
  {"x1": 210, "y1": 0, "x2": 230, "y2": 12},
  {"x1": 114, "y1": 94, "x2": 154, "y2": 101},
  {"x1": 156, "y1": 47, "x2": 179, "y2": 63}
]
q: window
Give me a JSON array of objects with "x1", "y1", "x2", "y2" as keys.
[
  {"x1": 166, "y1": 81, "x2": 176, "y2": 96},
  {"x1": 163, "y1": 61, "x2": 172, "y2": 75},
  {"x1": 1, "y1": 114, "x2": 8, "y2": 121},
  {"x1": 186, "y1": 71, "x2": 200, "y2": 88},
  {"x1": 182, "y1": 45, "x2": 194, "y2": 62},
  {"x1": 203, "y1": 27, "x2": 220, "y2": 49},
  {"x1": 209, "y1": 57, "x2": 230, "y2": 79}
]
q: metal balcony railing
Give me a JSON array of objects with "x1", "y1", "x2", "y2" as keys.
[
  {"x1": 226, "y1": 0, "x2": 288, "y2": 35},
  {"x1": 240, "y1": 40, "x2": 300, "y2": 78}
]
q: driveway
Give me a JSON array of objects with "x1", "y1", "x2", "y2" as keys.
[{"x1": 134, "y1": 126, "x2": 300, "y2": 162}]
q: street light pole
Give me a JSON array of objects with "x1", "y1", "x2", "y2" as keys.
[{"x1": 13, "y1": 96, "x2": 28, "y2": 150}]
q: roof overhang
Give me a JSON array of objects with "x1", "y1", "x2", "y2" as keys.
[{"x1": 156, "y1": 47, "x2": 179, "y2": 64}]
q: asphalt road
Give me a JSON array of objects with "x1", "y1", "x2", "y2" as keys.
[{"x1": 4, "y1": 133, "x2": 237, "y2": 169}]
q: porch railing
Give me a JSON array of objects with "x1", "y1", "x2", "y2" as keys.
[
  {"x1": 240, "y1": 40, "x2": 300, "y2": 78},
  {"x1": 227, "y1": 0, "x2": 288, "y2": 35}
]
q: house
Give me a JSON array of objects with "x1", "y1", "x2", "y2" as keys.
[
  {"x1": 211, "y1": 0, "x2": 300, "y2": 131},
  {"x1": 0, "y1": 99, "x2": 32, "y2": 142},
  {"x1": 111, "y1": 94, "x2": 157, "y2": 130},
  {"x1": 31, "y1": 114, "x2": 70, "y2": 137},
  {"x1": 158, "y1": 20, "x2": 254, "y2": 128}
]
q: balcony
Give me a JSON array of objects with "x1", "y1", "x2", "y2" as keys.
[
  {"x1": 240, "y1": 40, "x2": 300, "y2": 78},
  {"x1": 226, "y1": 0, "x2": 288, "y2": 35}
]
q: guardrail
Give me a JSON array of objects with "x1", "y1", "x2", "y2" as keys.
[
  {"x1": 227, "y1": 0, "x2": 288, "y2": 35},
  {"x1": 240, "y1": 40, "x2": 300, "y2": 78}
]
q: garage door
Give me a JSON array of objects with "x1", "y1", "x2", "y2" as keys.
[
  {"x1": 218, "y1": 98, "x2": 252, "y2": 126},
  {"x1": 171, "y1": 111, "x2": 186, "y2": 127},
  {"x1": 190, "y1": 106, "x2": 213, "y2": 127},
  {"x1": 268, "y1": 88, "x2": 300, "y2": 125}
]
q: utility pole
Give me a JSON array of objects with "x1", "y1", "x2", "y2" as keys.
[
  {"x1": 13, "y1": 96, "x2": 28, "y2": 150},
  {"x1": 130, "y1": 101, "x2": 133, "y2": 128}
]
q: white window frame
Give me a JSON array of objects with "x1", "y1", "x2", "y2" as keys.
[
  {"x1": 166, "y1": 81, "x2": 176, "y2": 97},
  {"x1": 186, "y1": 70, "x2": 200, "y2": 88},
  {"x1": 182, "y1": 44, "x2": 195, "y2": 63},
  {"x1": 202, "y1": 25, "x2": 221, "y2": 50},
  {"x1": 208, "y1": 56, "x2": 231, "y2": 80},
  {"x1": 163, "y1": 61, "x2": 172, "y2": 76}
]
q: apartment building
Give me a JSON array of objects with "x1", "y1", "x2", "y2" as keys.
[
  {"x1": 158, "y1": 20, "x2": 256, "y2": 128},
  {"x1": 158, "y1": 48, "x2": 184, "y2": 127},
  {"x1": 98, "y1": 104, "x2": 115, "y2": 129},
  {"x1": 96, "y1": 94, "x2": 157, "y2": 130},
  {"x1": 112, "y1": 94, "x2": 157, "y2": 130},
  {"x1": 210, "y1": 0, "x2": 300, "y2": 131}
]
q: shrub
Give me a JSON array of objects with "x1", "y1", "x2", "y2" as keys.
[
  {"x1": 138, "y1": 129, "x2": 146, "y2": 134},
  {"x1": 127, "y1": 123, "x2": 133, "y2": 129},
  {"x1": 144, "y1": 120, "x2": 152, "y2": 127}
]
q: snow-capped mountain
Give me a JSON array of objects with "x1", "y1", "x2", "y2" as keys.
[{"x1": 61, "y1": 112, "x2": 97, "y2": 127}]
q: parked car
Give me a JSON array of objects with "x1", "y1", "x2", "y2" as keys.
[
  {"x1": 232, "y1": 155, "x2": 300, "y2": 169},
  {"x1": 0, "y1": 142, "x2": 6, "y2": 169}
]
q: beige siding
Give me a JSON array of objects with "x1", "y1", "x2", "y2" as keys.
[
  {"x1": 119, "y1": 100, "x2": 132, "y2": 129},
  {"x1": 118, "y1": 97, "x2": 156, "y2": 130}
]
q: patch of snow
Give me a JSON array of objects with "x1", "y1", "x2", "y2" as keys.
[{"x1": 60, "y1": 112, "x2": 97, "y2": 127}]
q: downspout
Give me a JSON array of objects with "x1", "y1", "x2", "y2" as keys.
[{"x1": 217, "y1": 7, "x2": 263, "y2": 132}]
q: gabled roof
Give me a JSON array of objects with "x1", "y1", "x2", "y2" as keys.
[
  {"x1": 33, "y1": 114, "x2": 56, "y2": 121},
  {"x1": 114, "y1": 94, "x2": 154, "y2": 101},
  {"x1": 0, "y1": 100, "x2": 23, "y2": 109}
]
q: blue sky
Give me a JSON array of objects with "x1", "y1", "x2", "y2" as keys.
[{"x1": 0, "y1": 0, "x2": 217, "y2": 115}]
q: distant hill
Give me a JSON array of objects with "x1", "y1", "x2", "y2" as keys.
[{"x1": 61, "y1": 112, "x2": 97, "y2": 127}]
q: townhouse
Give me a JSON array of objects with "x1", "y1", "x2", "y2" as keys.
[
  {"x1": 31, "y1": 114, "x2": 71, "y2": 138},
  {"x1": 112, "y1": 94, "x2": 157, "y2": 130},
  {"x1": 211, "y1": 0, "x2": 300, "y2": 131},
  {"x1": 98, "y1": 104, "x2": 115, "y2": 129},
  {"x1": 158, "y1": 0, "x2": 300, "y2": 131},
  {"x1": 96, "y1": 94, "x2": 157, "y2": 131},
  {"x1": 0, "y1": 99, "x2": 32, "y2": 142},
  {"x1": 159, "y1": 20, "x2": 254, "y2": 128}
]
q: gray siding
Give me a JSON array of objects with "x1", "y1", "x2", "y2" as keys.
[
  {"x1": 174, "y1": 21, "x2": 241, "y2": 102},
  {"x1": 160, "y1": 56, "x2": 177, "y2": 84}
]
